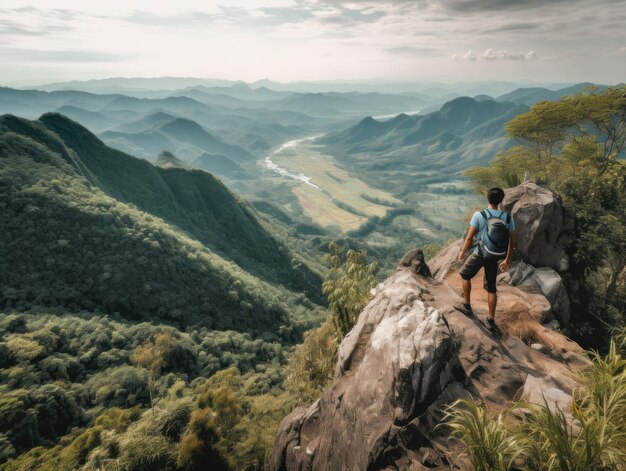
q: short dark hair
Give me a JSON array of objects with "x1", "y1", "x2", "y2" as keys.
[{"x1": 487, "y1": 187, "x2": 505, "y2": 205}]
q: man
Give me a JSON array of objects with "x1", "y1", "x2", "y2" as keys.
[{"x1": 455, "y1": 187, "x2": 515, "y2": 333}]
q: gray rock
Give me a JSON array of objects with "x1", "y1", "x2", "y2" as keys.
[
  {"x1": 397, "y1": 248, "x2": 432, "y2": 277},
  {"x1": 502, "y1": 182, "x2": 576, "y2": 273},
  {"x1": 508, "y1": 262, "x2": 571, "y2": 325},
  {"x1": 522, "y1": 372, "x2": 577, "y2": 418},
  {"x1": 535, "y1": 268, "x2": 571, "y2": 325},
  {"x1": 544, "y1": 320, "x2": 561, "y2": 331},
  {"x1": 531, "y1": 343, "x2": 550, "y2": 353},
  {"x1": 510, "y1": 260, "x2": 538, "y2": 287}
]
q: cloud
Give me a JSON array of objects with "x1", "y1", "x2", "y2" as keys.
[
  {"x1": 386, "y1": 45, "x2": 441, "y2": 56},
  {"x1": 452, "y1": 49, "x2": 476, "y2": 61},
  {"x1": 0, "y1": 0, "x2": 624, "y2": 84},
  {"x1": 120, "y1": 10, "x2": 219, "y2": 26},
  {"x1": 0, "y1": 48, "x2": 133, "y2": 63},
  {"x1": 438, "y1": 0, "x2": 575, "y2": 12},
  {"x1": 453, "y1": 48, "x2": 537, "y2": 61},
  {"x1": 259, "y1": 7, "x2": 315, "y2": 24},
  {"x1": 486, "y1": 21, "x2": 541, "y2": 33},
  {"x1": 0, "y1": 16, "x2": 73, "y2": 36}
]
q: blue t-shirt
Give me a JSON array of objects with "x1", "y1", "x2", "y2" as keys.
[{"x1": 470, "y1": 208, "x2": 515, "y2": 254}]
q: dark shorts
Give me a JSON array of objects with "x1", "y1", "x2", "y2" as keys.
[{"x1": 460, "y1": 252, "x2": 499, "y2": 293}]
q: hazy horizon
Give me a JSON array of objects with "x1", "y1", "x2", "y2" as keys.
[{"x1": 2, "y1": 0, "x2": 625, "y2": 87}]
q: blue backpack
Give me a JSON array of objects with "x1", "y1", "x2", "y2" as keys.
[{"x1": 478, "y1": 209, "x2": 510, "y2": 259}]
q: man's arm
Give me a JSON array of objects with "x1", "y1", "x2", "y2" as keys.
[
  {"x1": 499, "y1": 231, "x2": 516, "y2": 271},
  {"x1": 458, "y1": 226, "x2": 479, "y2": 261}
]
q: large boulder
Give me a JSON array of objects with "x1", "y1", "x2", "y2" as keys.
[
  {"x1": 502, "y1": 182, "x2": 576, "y2": 272},
  {"x1": 504, "y1": 261, "x2": 571, "y2": 325},
  {"x1": 268, "y1": 250, "x2": 587, "y2": 471}
]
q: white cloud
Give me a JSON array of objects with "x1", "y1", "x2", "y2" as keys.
[
  {"x1": 454, "y1": 48, "x2": 537, "y2": 61},
  {"x1": 452, "y1": 49, "x2": 477, "y2": 60}
]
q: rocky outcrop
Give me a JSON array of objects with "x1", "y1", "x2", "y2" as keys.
[
  {"x1": 270, "y1": 269, "x2": 463, "y2": 471},
  {"x1": 397, "y1": 248, "x2": 432, "y2": 277},
  {"x1": 269, "y1": 183, "x2": 587, "y2": 471},
  {"x1": 501, "y1": 182, "x2": 577, "y2": 326},
  {"x1": 269, "y1": 249, "x2": 587, "y2": 471}
]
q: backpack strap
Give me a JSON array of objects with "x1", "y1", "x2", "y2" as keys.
[
  {"x1": 505, "y1": 212, "x2": 511, "y2": 224},
  {"x1": 480, "y1": 210, "x2": 488, "y2": 221}
]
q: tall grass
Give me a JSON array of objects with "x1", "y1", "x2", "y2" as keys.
[
  {"x1": 442, "y1": 400, "x2": 525, "y2": 471},
  {"x1": 443, "y1": 331, "x2": 626, "y2": 470}
]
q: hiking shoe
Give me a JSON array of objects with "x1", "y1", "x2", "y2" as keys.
[
  {"x1": 454, "y1": 303, "x2": 474, "y2": 317},
  {"x1": 483, "y1": 316, "x2": 501, "y2": 336}
]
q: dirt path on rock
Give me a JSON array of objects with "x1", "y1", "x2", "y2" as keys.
[
  {"x1": 428, "y1": 239, "x2": 583, "y2": 356},
  {"x1": 443, "y1": 267, "x2": 583, "y2": 355}
]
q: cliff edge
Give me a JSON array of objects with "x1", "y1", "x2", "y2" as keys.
[{"x1": 268, "y1": 183, "x2": 588, "y2": 471}]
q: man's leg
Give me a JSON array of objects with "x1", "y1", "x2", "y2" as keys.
[
  {"x1": 483, "y1": 260, "x2": 501, "y2": 334},
  {"x1": 487, "y1": 292, "x2": 497, "y2": 318},
  {"x1": 462, "y1": 278, "x2": 472, "y2": 305},
  {"x1": 457, "y1": 253, "x2": 482, "y2": 316}
]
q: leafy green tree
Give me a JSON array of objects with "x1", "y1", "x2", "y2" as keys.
[
  {"x1": 322, "y1": 242, "x2": 377, "y2": 337},
  {"x1": 285, "y1": 320, "x2": 338, "y2": 404},
  {"x1": 285, "y1": 244, "x2": 377, "y2": 404}
]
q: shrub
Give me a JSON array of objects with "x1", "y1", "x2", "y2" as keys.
[
  {"x1": 116, "y1": 434, "x2": 175, "y2": 471},
  {"x1": 285, "y1": 320, "x2": 337, "y2": 404},
  {"x1": 6, "y1": 337, "x2": 44, "y2": 363},
  {"x1": 176, "y1": 409, "x2": 230, "y2": 471},
  {"x1": 322, "y1": 242, "x2": 377, "y2": 337}
]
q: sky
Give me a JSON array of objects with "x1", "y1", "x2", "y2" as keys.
[{"x1": 1, "y1": 0, "x2": 625, "y2": 86}]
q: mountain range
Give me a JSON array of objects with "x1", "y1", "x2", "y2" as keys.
[
  {"x1": 317, "y1": 95, "x2": 530, "y2": 194},
  {"x1": 24, "y1": 77, "x2": 579, "y2": 97}
]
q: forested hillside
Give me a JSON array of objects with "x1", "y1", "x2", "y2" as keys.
[
  {"x1": 0, "y1": 112, "x2": 332, "y2": 468},
  {"x1": 0, "y1": 312, "x2": 293, "y2": 470},
  {"x1": 1, "y1": 113, "x2": 323, "y2": 303}
]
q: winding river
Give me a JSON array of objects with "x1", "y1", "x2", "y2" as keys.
[{"x1": 262, "y1": 135, "x2": 322, "y2": 190}]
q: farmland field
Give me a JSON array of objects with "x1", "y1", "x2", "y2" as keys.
[{"x1": 268, "y1": 141, "x2": 402, "y2": 231}]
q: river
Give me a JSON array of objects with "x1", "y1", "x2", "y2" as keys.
[{"x1": 262, "y1": 135, "x2": 322, "y2": 190}]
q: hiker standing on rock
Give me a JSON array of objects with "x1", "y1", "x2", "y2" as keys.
[{"x1": 455, "y1": 187, "x2": 515, "y2": 333}]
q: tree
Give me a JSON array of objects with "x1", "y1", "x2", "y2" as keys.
[{"x1": 322, "y1": 242, "x2": 377, "y2": 338}]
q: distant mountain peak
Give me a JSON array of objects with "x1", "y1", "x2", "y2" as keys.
[
  {"x1": 358, "y1": 115, "x2": 378, "y2": 126},
  {"x1": 231, "y1": 82, "x2": 252, "y2": 90},
  {"x1": 389, "y1": 113, "x2": 413, "y2": 123},
  {"x1": 155, "y1": 150, "x2": 192, "y2": 169},
  {"x1": 440, "y1": 96, "x2": 477, "y2": 111}
]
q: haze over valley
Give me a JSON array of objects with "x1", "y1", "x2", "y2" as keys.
[
  {"x1": 1, "y1": 1, "x2": 625, "y2": 470},
  {"x1": 1, "y1": 78, "x2": 605, "y2": 249}
]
